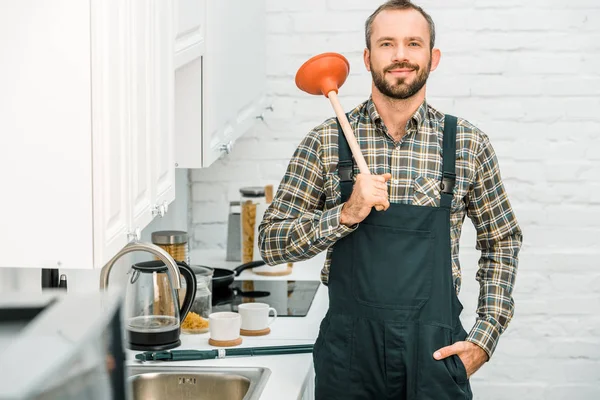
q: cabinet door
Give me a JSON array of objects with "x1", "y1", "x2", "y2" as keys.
[
  {"x1": 91, "y1": 0, "x2": 132, "y2": 268},
  {"x1": 128, "y1": 0, "x2": 176, "y2": 233},
  {"x1": 0, "y1": 0, "x2": 94, "y2": 269},
  {"x1": 151, "y1": 0, "x2": 176, "y2": 209},
  {"x1": 174, "y1": 0, "x2": 206, "y2": 69},
  {"x1": 202, "y1": 0, "x2": 267, "y2": 167},
  {"x1": 174, "y1": 0, "x2": 266, "y2": 168},
  {"x1": 129, "y1": 0, "x2": 155, "y2": 233}
]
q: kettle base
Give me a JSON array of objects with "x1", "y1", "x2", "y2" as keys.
[
  {"x1": 127, "y1": 339, "x2": 181, "y2": 351},
  {"x1": 127, "y1": 327, "x2": 181, "y2": 351}
]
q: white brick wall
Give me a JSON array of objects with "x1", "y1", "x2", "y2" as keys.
[{"x1": 190, "y1": 1, "x2": 600, "y2": 397}]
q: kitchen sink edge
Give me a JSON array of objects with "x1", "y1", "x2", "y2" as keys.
[{"x1": 126, "y1": 365, "x2": 272, "y2": 400}]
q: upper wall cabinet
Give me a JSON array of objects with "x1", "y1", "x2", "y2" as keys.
[
  {"x1": 174, "y1": 0, "x2": 206, "y2": 69},
  {"x1": 0, "y1": 0, "x2": 175, "y2": 270},
  {"x1": 173, "y1": 0, "x2": 268, "y2": 168}
]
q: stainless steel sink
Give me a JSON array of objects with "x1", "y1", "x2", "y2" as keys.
[{"x1": 126, "y1": 365, "x2": 271, "y2": 400}]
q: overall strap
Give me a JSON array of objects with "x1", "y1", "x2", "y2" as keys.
[
  {"x1": 441, "y1": 114, "x2": 457, "y2": 209},
  {"x1": 336, "y1": 114, "x2": 354, "y2": 203}
]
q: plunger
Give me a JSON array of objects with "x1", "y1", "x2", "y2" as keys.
[{"x1": 295, "y1": 52, "x2": 385, "y2": 211}]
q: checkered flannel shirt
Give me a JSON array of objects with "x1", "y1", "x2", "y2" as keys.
[{"x1": 258, "y1": 97, "x2": 523, "y2": 359}]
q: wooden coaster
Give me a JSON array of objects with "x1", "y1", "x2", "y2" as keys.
[
  {"x1": 208, "y1": 337, "x2": 243, "y2": 347},
  {"x1": 240, "y1": 327, "x2": 271, "y2": 336},
  {"x1": 252, "y1": 266, "x2": 292, "y2": 276}
]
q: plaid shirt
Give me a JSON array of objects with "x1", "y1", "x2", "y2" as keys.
[{"x1": 258, "y1": 97, "x2": 523, "y2": 359}]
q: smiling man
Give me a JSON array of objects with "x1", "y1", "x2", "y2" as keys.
[{"x1": 259, "y1": 1, "x2": 523, "y2": 399}]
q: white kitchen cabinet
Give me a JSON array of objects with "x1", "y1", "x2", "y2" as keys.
[
  {"x1": 152, "y1": 0, "x2": 176, "y2": 210},
  {"x1": 173, "y1": 0, "x2": 268, "y2": 168},
  {"x1": 127, "y1": 0, "x2": 176, "y2": 244},
  {"x1": 174, "y1": 0, "x2": 206, "y2": 69},
  {"x1": 90, "y1": 0, "x2": 131, "y2": 268},
  {"x1": 0, "y1": 0, "x2": 175, "y2": 270}
]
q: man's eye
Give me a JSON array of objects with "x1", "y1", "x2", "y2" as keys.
[
  {"x1": 381, "y1": 42, "x2": 392, "y2": 47},
  {"x1": 409, "y1": 42, "x2": 420, "y2": 47}
]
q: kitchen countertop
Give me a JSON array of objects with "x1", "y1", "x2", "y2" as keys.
[{"x1": 125, "y1": 249, "x2": 329, "y2": 400}]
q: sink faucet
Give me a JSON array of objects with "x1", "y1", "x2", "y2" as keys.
[{"x1": 99, "y1": 241, "x2": 182, "y2": 290}]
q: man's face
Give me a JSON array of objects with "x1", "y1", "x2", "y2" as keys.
[{"x1": 365, "y1": 9, "x2": 440, "y2": 100}]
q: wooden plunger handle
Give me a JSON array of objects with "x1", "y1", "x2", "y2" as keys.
[{"x1": 327, "y1": 91, "x2": 385, "y2": 212}]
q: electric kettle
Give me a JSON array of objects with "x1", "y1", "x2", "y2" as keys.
[{"x1": 124, "y1": 260, "x2": 197, "y2": 351}]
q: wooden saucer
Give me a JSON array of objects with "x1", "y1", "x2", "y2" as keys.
[
  {"x1": 252, "y1": 266, "x2": 292, "y2": 276},
  {"x1": 208, "y1": 337, "x2": 243, "y2": 347},
  {"x1": 240, "y1": 327, "x2": 271, "y2": 336}
]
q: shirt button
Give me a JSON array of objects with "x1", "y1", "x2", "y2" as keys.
[
  {"x1": 335, "y1": 233, "x2": 341, "y2": 238},
  {"x1": 392, "y1": 179, "x2": 400, "y2": 184}
]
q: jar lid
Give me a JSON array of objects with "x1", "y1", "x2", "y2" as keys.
[
  {"x1": 151, "y1": 230, "x2": 188, "y2": 245},
  {"x1": 239, "y1": 186, "x2": 265, "y2": 197}
]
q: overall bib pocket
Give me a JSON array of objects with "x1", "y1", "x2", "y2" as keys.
[{"x1": 351, "y1": 224, "x2": 434, "y2": 309}]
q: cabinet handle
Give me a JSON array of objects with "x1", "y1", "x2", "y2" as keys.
[
  {"x1": 162, "y1": 201, "x2": 169, "y2": 215},
  {"x1": 256, "y1": 105, "x2": 273, "y2": 127},
  {"x1": 220, "y1": 140, "x2": 234, "y2": 155},
  {"x1": 152, "y1": 203, "x2": 167, "y2": 218},
  {"x1": 127, "y1": 227, "x2": 142, "y2": 242}
]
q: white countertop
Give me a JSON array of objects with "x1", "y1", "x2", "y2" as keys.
[{"x1": 125, "y1": 249, "x2": 329, "y2": 400}]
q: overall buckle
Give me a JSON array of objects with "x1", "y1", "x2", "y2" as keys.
[
  {"x1": 441, "y1": 172, "x2": 456, "y2": 195},
  {"x1": 338, "y1": 160, "x2": 354, "y2": 182}
]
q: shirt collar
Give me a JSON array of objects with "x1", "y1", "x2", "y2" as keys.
[{"x1": 366, "y1": 96, "x2": 428, "y2": 133}]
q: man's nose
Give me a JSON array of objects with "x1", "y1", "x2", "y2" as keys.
[{"x1": 391, "y1": 45, "x2": 408, "y2": 63}]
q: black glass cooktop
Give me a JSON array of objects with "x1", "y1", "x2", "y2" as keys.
[{"x1": 211, "y1": 280, "x2": 321, "y2": 317}]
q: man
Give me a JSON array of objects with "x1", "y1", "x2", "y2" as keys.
[{"x1": 259, "y1": 1, "x2": 523, "y2": 399}]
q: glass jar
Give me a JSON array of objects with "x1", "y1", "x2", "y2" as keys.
[
  {"x1": 189, "y1": 265, "x2": 213, "y2": 319},
  {"x1": 151, "y1": 230, "x2": 189, "y2": 308},
  {"x1": 151, "y1": 230, "x2": 189, "y2": 265},
  {"x1": 239, "y1": 187, "x2": 266, "y2": 264}
]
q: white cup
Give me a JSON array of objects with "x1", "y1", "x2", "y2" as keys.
[
  {"x1": 238, "y1": 303, "x2": 277, "y2": 331},
  {"x1": 208, "y1": 311, "x2": 241, "y2": 341}
]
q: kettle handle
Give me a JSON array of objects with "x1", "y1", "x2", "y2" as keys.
[{"x1": 176, "y1": 262, "x2": 197, "y2": 324}]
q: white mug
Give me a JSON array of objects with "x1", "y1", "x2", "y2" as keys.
[
  {"x1": 208, "y1": 311, "x2": 241, "y2": 341},
  {"x1": 238, "y1": 303, "x2": 277, "y2": 331}
]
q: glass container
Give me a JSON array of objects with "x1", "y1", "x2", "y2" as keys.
[{"x1": 239, "y1": 187, "x2": 266, "y2": 264}]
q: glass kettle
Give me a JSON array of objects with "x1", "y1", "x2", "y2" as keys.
[{"x1": 124, "y1": 260, "x2": 196, "y2": 351}]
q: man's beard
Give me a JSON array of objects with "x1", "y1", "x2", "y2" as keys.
[{"x1": 371, "y1": 57, "x2": 431, "y2": 100}]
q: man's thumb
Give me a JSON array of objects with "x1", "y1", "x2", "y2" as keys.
[{"x1": 433, "y1": 343, "x2": 459, "y2": 360}]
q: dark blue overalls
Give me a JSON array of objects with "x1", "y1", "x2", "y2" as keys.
[{"x1": 313, "y1": 115, "x2": 473, "y2": 399}]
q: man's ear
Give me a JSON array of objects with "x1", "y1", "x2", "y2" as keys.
[
  {"x1": 364, "y1": 48, "x2": 371, "y2": 72},
  {"x1": 430, "y1": 48, "x2": 441, "y2": 72}
]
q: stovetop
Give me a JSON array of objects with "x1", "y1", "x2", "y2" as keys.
[{"x1": 211, "y1": 280, "x2": 321, "y2": 317}]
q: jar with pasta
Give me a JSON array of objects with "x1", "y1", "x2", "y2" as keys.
[
  {"x1": 239, "y1": 187, "x2": 266, "y2": 264},
  {"x1": 151, "y1": 230, "x2": 189, "y2": 309},
  {"x1": 151, "y1": 230, "x2": 189, "y2": 265}
]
